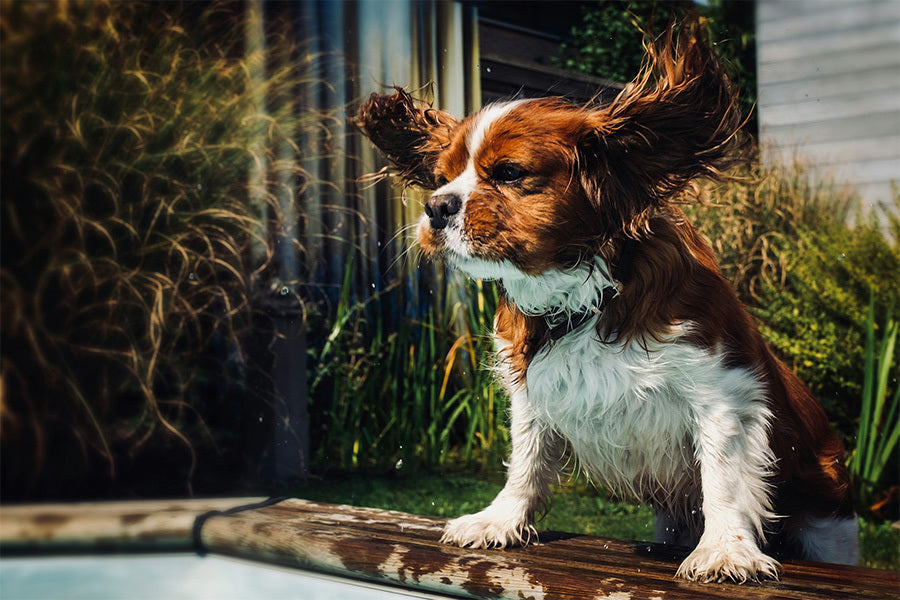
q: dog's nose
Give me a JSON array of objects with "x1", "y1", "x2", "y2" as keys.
[{"x1": 424, "y1": 193, "x2": 462, "y2": 230}]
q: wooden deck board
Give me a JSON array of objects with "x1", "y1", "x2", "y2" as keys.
[
  {"x1": 0, "y1": 497, "x2": 266, "y2": 552},
  {"x1": 201, "y1": 499, "x2": 899, "y2": 600},
  {"x1": 2, "y1": 497, "x2": 897, "y2": 599}
]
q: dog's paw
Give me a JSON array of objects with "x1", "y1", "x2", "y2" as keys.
[
  {"x1": 676, "y1": 538, "x2": 781, "y2": 583},
  {"x1": 441, "y1": 508, "x2": 537, "y2": 549}
]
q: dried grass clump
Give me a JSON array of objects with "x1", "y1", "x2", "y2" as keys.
[
  {"x1": 689, "y1": 159, "x2": 855, "y2": 302},
  {"x1": 0, "y1": 1, "x2": 325, "y2": 497}
]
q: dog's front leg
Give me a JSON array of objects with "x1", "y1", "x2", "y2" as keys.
[
  {"x1": 442, "y1": 385, "x2": 561, "y2": 548},
  {"x1": 676, "y1": 381, "x2": 781, "y2": 583}
]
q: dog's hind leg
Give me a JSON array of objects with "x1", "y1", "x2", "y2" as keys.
[
  {"x1": 792, "y1": 513, "x2": 860, "y2": 565},
  {"x1": 654, "y1": 511, "x2": 700, "y2": 548}
]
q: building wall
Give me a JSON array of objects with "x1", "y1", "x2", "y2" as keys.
[{"x1": 756, "y1": 0, "x2": 900, "y2": 210}]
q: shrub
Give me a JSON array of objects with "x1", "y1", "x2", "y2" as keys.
[
  {"x1": 859, "y1": 518, "x2": 900, "y2": 569},
  {"x1": 687, "y1": 163, "x2": 900, "y2": 444},
  {"x1": 554, "y1": 1, "x2": 757, "y2": 133},
  {"x1": 554, "y1": 1, "x2": 650, "y2": 84},
  {"x1": 0, "y1": 1, "x2": 323, "y2": 498}
]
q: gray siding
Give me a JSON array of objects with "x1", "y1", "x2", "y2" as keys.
[{"x1": 756, "y1": 0, "x2": 900, "y2": 209}]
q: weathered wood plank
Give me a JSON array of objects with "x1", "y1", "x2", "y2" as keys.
[
  {"x1": 758, "y1": 92, "x2": 900, "y2": 128},
  {"x1": 0, "y1": 497, "x2": 265, "y2": 552},
  {"x1": 763, "y1": 136, "x2": 900, "y2": 168},
  {"x1": 199, "y1": 499, "x2": 899, "y2": 600},
  {"x1": 760, "y1": 113, "x2": 900, "y2": 147},
  {"x1": 2, "y1": 497, "x2": 897, "y2": 599}
]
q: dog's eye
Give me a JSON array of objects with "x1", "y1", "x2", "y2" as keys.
[
  {"x1": 491, "y1": 163, "x2": 527, "y2": 184},
  {"x1": 434, "y1": 174, "x2": 449, "y2": 187}
]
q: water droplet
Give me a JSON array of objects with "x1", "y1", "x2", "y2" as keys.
[
  {"x1": 258, "y1": 416, "x2": 263, "y2": 422},
  {"x1": 188, "y1": 272, "x2": 196, "y2": 281},
  {"x1": 485, "y1": 66, "x2": 492, "y2": 73},
  {"x1": 197, "y1": 183, "x2": 203, "y2": 191},
  {"x1": 280, "y1": 286, "x2": 289, "y2": 296},
  {"x1": 394, "y1": 459, "x2": 404, "y2": 470}
]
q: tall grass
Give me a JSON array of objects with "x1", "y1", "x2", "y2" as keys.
[
  {"x1": 848, "y1": 297, "x2": 900, "y2": 508},
  {"x1": 308, "y1": 261, "x2": 507, "y2": 473},
  {"x1": 0, "y1": 1, "x2": 332, "y2": 497},
  {"x1": 689, "y1": 160, "x2": 855, "y2": 302}
]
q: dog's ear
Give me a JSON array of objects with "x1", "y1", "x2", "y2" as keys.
[
  {"x1": 354, "y1": 88, "x2": 458, "y2": 190},
  {"x1": 580, "y1": 16, "x2": 742, "y2": 236}
]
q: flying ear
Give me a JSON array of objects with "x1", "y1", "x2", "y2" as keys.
[
  {"x1": 354, "y1": 88, "x2": 458, "y2": 190},
  {"x1": 580, "y1": 16, "x2": 743, "y2": 234}
]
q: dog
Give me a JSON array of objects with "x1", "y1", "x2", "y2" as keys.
[{"x1": 355, "y1": 18, "x2": 857, "y2": 583}]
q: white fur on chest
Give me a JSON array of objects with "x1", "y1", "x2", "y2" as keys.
[{"x1": 497, "y1": 321, "x2": 767, "y2": 502}]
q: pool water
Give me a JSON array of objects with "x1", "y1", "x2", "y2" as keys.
[{"x1": 0, "y1": 553, "x2": 452, "y2": 600}]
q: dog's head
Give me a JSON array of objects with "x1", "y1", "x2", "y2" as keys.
[{"x1": 355, "y1": 18, "x2": 741, "y2": 283}]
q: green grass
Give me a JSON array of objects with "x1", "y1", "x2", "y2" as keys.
[
  {"x1": 281, "y1": 473, "x2": 507, "y2": 520},
  {"x1": 279, "y1": 473, "x2": 898, "y2": 571},
  {"x1": 859, "y1": 519, "x2": 900, "y2": 571}
]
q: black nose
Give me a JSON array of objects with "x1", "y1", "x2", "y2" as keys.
[{"x1": 424, "y1": 193, "x2": 462, "y2": 230}]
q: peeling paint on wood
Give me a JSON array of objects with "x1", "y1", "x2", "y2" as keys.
[
  {"x1": 1, "y1": 497, "x2": 897, "y2": 599},
  {"x1": 198, "y1": 499, "x2": 899, "y2": 600}
]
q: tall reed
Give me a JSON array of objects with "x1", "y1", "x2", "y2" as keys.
[
  {"x1": 848, "y1": 297, "x2": 899, "y2": 509},
  {"x1": 308, "y1": 260, "x2": 507, "y2": 472}
]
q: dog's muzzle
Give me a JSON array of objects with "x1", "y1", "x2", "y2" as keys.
[{"x1": 425, "y1": 193, "x2": 462, "y2": 230}]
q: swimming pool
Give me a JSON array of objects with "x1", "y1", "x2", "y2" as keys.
[{"x1": 1, "y1": 552, "x2": 450, "y2": 600}]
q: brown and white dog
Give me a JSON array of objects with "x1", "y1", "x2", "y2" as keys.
[{"x1": 355, "y1": 19, "x2": 857, "y2": 582}]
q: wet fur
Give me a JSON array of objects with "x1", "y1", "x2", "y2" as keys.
[{"x1": 355, "y1": 17, "x2": 857, "y2": 583}]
